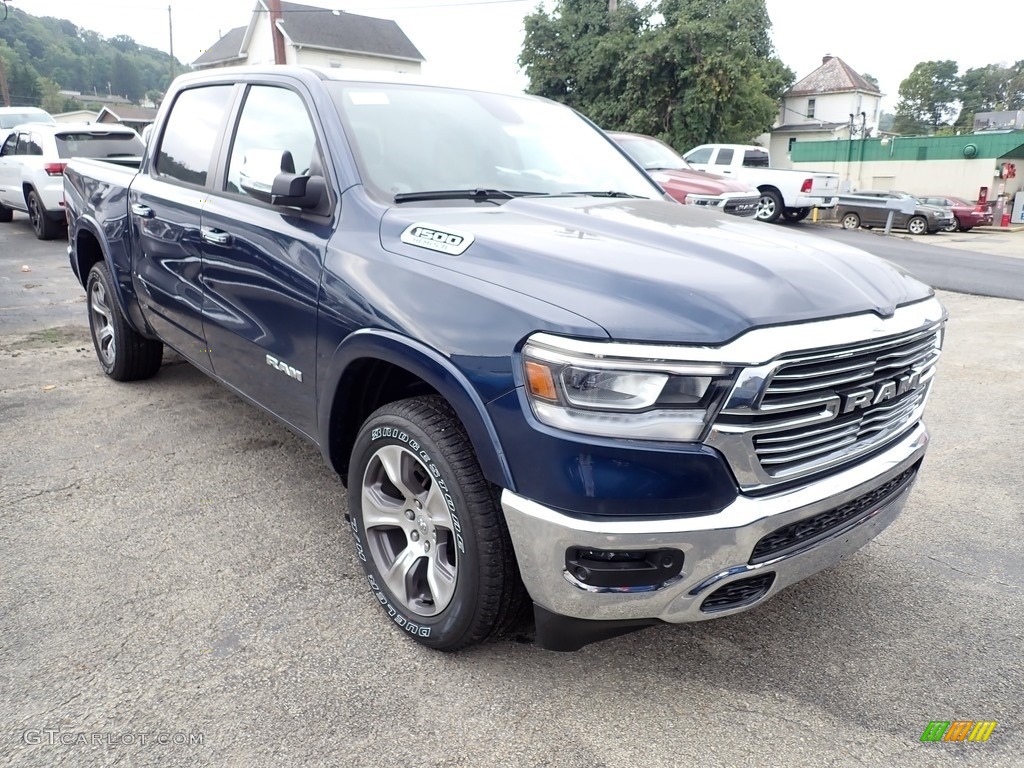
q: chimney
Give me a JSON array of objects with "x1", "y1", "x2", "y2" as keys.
[
  {"x1": 822, "y1": 54, "x2": 834, "y2": 65},
  {"x1": 267, "y1": 0, "x2": 287, "y2": 65}
]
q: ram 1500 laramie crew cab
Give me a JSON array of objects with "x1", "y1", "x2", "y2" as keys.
[{"x1": 65, "y1": 67, "x2": 945, "y2": 652}]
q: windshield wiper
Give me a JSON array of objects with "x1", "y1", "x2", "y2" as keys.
[
  {"x1": 553, "y1": 190, "x2": 646, "y2": 199},
  {"x1": 394, "y1": 188, "x2": 532, "y2": 204}
]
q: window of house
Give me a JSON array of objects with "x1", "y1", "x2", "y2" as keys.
[
  {"x1": 155, "y1": 85, "x2": 234, "y2": 186},
  {"x1": 807, "y1": 98, "x2": 816, "y2": 118},
  {"x1": 225, "y1": 85, "x2": 319, "y2": 200},
  {"x1": 788, "y1": 137, "x2": 797, "y2": 152}
]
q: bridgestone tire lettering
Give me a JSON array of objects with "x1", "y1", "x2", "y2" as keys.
[{"x1": 347, "y1": 395, "x2": 527, "y2": 650}]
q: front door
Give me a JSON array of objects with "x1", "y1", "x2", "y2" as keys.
[{"x1": 199, "y1": 83, "x2": 333, "y2": 437}]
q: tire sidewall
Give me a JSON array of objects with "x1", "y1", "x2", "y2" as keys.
[
  {"x1": 28, "y1": 192, "x2": 43, "y2": 237},
  {"x1": 86, "y1": 264, "x2": 117, "y2": 377},
  {"x1": 348, "y1": 410, "x2": 484, "y2": 649}
]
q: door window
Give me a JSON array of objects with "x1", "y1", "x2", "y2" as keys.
[
  {"x1": 0, "y1": 134, "x2": 16, "y2": 156},
  {"x1": 155, "y1": 85, "x2": 234, "y2": 187},
  {"x1": 714, "y1": 148, "x2": 734, "y2": 166},
  {"x1": 685, "y1": 147, "x2": 713, "y2": 164},
  {"x1": 25, "y1": 134, "x2": 44, "y2": 156},
  {"x1": 224, "y1": 85, "x2": 319, "y2": 199}
]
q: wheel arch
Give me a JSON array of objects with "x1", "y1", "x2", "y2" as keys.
[
  {"x1": 319, "y1": 329, "x2": 514, "y2": 492},
  {"x1": 72, "y1": 218, "x2": 151, "y2": 336}
]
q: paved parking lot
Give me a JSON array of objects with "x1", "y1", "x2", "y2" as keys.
[{"x1": 2, "y1": 224, "x2": 1022, "y2": 766}]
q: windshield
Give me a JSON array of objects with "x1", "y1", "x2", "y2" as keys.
[
  {"x1": 55, "y1": 132, "x2": 145, "y2": 159},
  {"x1": 613, "y1": 135, "x2": 689, "y2": 171},
  {"x1": 326, "y1": 82, "x2": 660, "y2": 200},
  {"x1": 0, "y1": 111, "x2": 56, "y2": 129}
]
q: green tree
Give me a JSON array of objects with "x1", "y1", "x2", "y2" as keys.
[
  {"x1": 520, "y1": 0, "x2": 792, "y2": 151},
  {"x1": 519, "y1": 0, "x2": 651, "y2": 127},
  {"x1": 862, "y1": 73, "x2": 880, "y2": 90},
  {"x1": 955, "y1": 61, "x2": 1024, "y2": 129},
  {"x1": 37, "y1": 77, "x2": 65, "y2": 114},
  {"x1": 111, "y1": 53, "x2": 142, "y2": 102},
  {"x1": 893, "y1": 60, "x2": 960, "y2": 134},
  {"x1": 0, "y1": 7, "x2": 186, "y2": 106}
]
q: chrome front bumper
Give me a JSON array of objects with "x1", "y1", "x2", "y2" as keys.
[{"x1": 502, "y1": 422, "x2": 927, "y2": 623}]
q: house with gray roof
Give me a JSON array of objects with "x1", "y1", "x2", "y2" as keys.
[
  {"x1": 194, "y1": 1, "x2": 424, "y2": 73},
  {"x1": 766, "y1": 55, "x2": 883, "y2": 169},
  {"x1": 96, "y1": 105, "x2": 160, "y2": 135}
]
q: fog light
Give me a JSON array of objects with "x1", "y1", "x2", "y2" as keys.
[{"x1": 565, "y1": 547, "x2": 684, "y2": 590}]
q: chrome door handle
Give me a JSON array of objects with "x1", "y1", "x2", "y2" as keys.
[
  {"x1": 200, "y1": 227, "x2": 232, "y2": 246},
  {"x1": 131, "y1": 203, "x2": 153, "y2": 218}
]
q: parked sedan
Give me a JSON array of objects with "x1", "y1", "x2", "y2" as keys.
[
  {"x1": 0, "y1": 122, "x2": 144, "y2": 239},
  {"x1": 837, "y1": 191, "x2": 954, "y2": 235},
  {"x1": 918, "y1": 195, "x2": 993, "y2": 232},
  {"x1": 608, "y1": 131, "x2": 761, "y2": 216}
]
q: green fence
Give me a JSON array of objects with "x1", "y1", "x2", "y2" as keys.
[{"x1": 791, "y1": 133, "x2": 1024, "y2": 164}]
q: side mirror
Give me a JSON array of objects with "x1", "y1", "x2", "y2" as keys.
[
  {"x1": 270, "y1": 172, "x2": 326, "y2": 210},
  {"x1": 239, "y1": 148, "x2": 325, "y2": 210}
]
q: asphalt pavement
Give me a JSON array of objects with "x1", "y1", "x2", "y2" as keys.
[
  {"x1": 802, "y1": 223, "x2": 1024, "y2": 301},
  {"x1": 2, "y1": 213, "x2": 1023, "y2": 767}
]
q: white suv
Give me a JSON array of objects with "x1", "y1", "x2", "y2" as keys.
[{"x1": 0, "y1": 123, "x2": 144, "y2": 240}]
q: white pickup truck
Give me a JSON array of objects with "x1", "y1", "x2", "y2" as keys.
[{"x1": 682, "y1": 144, "x2": 839, "y2": 224}]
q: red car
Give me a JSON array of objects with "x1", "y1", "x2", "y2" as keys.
[
  {"x1": 919, "y1": 195, "x2": 993, "y2": 232},
  {"x1": 609, "y1": 131, "x2": 760, "y2": 217}
]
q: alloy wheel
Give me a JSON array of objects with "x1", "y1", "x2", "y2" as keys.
[{"x1": 361, "y1": 443, "x2": 459, "y2": 616}]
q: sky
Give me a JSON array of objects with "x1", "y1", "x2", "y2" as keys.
[{"x1": 9, "y1": 0, "x2": 1024, "y2": 113}]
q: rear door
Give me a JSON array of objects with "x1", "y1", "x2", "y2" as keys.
[
  {"x1": 861, "y1": 192, "x2": 886, "y2": 226},
  {"x1": 199, "y1": 80, "x2": 334, "y2": 437},
  {"x1": 0, "y1": 132, "x2": 29, "y2": 209},
  {"x1": 130, "y1": 83, "x2": 237, "y2": 372},
  {"x1": 711, "y1": 147, "x2": 735, "y2": 176}
]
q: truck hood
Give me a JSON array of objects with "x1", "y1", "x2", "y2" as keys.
[
  {"x1": 648, "y1": 168, "x2": 756, "y2": 196},
  {"x1": 380, "y1": 197, "x2": 933, "y2": 345}
]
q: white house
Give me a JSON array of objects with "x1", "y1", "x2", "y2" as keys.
[
  {"x1": 194, "y1": 0, "x2": 424, "y2": 74},
  {"x1": 53, "y1": 109, "x2": 99, "y2": 124},
  {"x1": 768, "y1": 55, "x2": 883, "y2": 170}
]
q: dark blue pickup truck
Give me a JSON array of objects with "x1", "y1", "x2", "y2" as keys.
[{"x1": 65, "y1": 67, "x2": 946, "y2": 651}]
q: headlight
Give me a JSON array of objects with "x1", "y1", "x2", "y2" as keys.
[{"x1": 521, "y1": 334, "x2": 735, "y2": 441}]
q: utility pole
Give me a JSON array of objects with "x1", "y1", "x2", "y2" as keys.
[
  {"x1": 268, "y1": 0, "x2": 287, "y2": 65},
  {"x1": 168, "y1": 5, "x2": 176, "y2": 82},
  {"x1": 0, "y1": 54, "x2": 10, "y2": 108}
]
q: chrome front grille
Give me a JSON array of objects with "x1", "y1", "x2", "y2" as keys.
[{"x1": 707, "y1": 319, "x2": 944, "y2": 490}]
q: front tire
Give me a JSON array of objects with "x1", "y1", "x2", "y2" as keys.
[
  {"x1": 755, "y1": 189, "x2": 784, "y2": 223},
  {"x1": 27, "y1": 190, "x2": 61, "y2": 240},
  {"x1": 348, "y1": 396, "x2": 526, "y2": 651},
  {"x1": 907, "y1": 216, "x2": 928, "y2": 236},
  {"x1": 943, "y1": 218, "x2": 960, "y2": 233},
  {"x1": 86, "y1": 262, "x2": 163, "y2": 381},
  {"x1": 841, "y1": 212, "x2": 861, "y2": 230}
]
